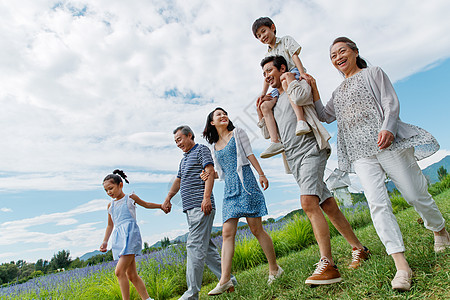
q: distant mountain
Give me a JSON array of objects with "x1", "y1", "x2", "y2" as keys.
[
  {"x1": 151, "y1": 222, "x2": 247, "y2": 248},
  {"x1": 422, "y1": 155, "x2": 450, "y2": 183},
  {"x1": 80, "y1": 250, "x2": 104, "y2": 261},
  {"x1": 386, "y1": 155, "x2": 450, "y2": 191}
]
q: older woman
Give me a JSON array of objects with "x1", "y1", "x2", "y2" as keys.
[
  {"x1": 201, "y1": 107, "x2": 283, "y2": 295},
  {"x1": 308, "y1": 37, "x2": 449, "y2": 291}
]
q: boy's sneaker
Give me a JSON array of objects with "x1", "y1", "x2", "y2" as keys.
[
  {"x1": 305, "y1": 257, "x2": 342, "y2": 285},
  {"x1": 260, "y1": 142, "x2": 284, "y2": 159},
  {"x1": 391, "y1": 268, "x2": 412, "y2": 291},
  {"x1": 296, "y1": 120, "x2": 311, "y2": 136},
  {"x1": 348, "y1": 246, "x2": 370, "y2": 269},
  {"x1": 434, "y1": 230, "x2": 450, "y2": 252}
]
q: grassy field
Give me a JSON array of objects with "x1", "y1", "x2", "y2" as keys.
[
  {"x1": 191, "y1": 189, "x2": 450, "y2": 300},
  {"x1": 2, "y1": 190, "x2": 448, "y2": 299}
]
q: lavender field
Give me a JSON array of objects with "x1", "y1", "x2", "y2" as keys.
[{"x1": 0, "y1": 204, "x2": 371, "y2": 300}]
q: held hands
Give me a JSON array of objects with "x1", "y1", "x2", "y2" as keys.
[
  {"x1": 99, "y1": 241, "x2": 108, "y2": 252},
  {"x1": 161, "y1": 199, "x2": 172, "y2": 214},
  {"x1": 259, "y1": 174, "x2": 269, "y2": 190},
  {"x1": 378, "y1": 130, "x2": 395, "y2": 149}
]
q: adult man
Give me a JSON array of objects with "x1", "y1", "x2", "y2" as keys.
[
  {"x1": 162, "y1": 125, "x2": 236, "y2": 300},
  {"x1": 256, "y1": 55, "x2": 369, "y2": 285}
]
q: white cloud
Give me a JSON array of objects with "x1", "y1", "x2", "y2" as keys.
[
  {"x1": 1, "y1": 208, "x2": 12, "y2": 213},
  {"x1": 0, "y1": 199, "x2": 108, "y2": 245},
  {"x1": 1, "y1": 0, "x2": 450, "y2": 264},
  {"x1": 1, "y1": 0, "x2": 449, "y2": 192}
]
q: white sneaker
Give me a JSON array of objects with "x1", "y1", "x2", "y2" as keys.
[
  {"x1": 434, "y1": 230, "x2": 450, "y2": 252},
  {"x1": 391, "y1": 268, "x2": 412, "y2": 291},
  {"x1": 268, "y1": 265, "x2": 284, "y2": 284},
  {"x1": 260, "y1": 142, "x2": 284, "y2": 159},
  {"x1": 296, "y1": 120, "x2": 311, "y2": 136}
]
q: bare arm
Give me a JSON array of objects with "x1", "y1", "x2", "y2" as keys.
[
  {"x1": 162, "y1": 177, "x2": 180, "y2": 213},
  {"x1": 100, "y1": 206, "x2": 114, "y2": 252},
  {"x1": 201, "y1": 164, "x2": 215, "y2": 215},
  {"x1": 200, "y1": 170, "x2": 218, "y2": 181},
  {"x1": 303, "y1": 73, "x2": 320, "y2": 102},
  {"x1": 247, "y1": 154, "x2": 269, "y2": 190},
  {"x1": 292, "y1": 53, "x2": 306, "y2": 75},
  {"x1": 130, "y1": 193, "x2": 164, "y2": 210}
]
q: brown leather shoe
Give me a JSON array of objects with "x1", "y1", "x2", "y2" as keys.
[
  {"x1": 348, "y1": 246, "x2": 370, "y2": 269},
  {"x1": 305, "y1": 257, "x2": 342, "y2": 285}
]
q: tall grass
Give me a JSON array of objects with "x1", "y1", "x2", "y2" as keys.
[{"x1": 1, "y1": 187, "x2": 441, "y2": 300}]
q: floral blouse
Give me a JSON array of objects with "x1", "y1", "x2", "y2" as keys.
[{"x1": 316, "y1": 67, "x2": 439, "y2": 172}]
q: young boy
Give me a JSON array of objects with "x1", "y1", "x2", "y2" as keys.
[{"x1": 252, "y1": 17, "x2": 311, "y2": 158}]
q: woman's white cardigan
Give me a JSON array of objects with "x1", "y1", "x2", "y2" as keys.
[{"x1": 211, "y1": 127, "x2": 253, "y2": 194}]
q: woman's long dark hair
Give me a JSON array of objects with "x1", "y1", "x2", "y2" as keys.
[
  {"x1": 331, "y1": 37, "x2": 367, "y2": 69},
  {"x1": 202, "y1": 107, "x2": 235, "y2": 144}
]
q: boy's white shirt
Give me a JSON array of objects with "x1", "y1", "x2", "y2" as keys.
[{"x1": 266, "y1": 36, "x2": 302, "y2": 71}]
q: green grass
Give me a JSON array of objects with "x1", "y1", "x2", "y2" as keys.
[
  {"x1": 3, "y1": 190, "x2": 447, "y2": 299},
  {"x1": 193, "y1": 189, "x2": 450, "y2": 299}
]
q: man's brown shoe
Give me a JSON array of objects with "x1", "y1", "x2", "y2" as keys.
[
  {"x1": 305, "y1": 257, "x2": 342, "y2": 285},
  {"x1": 348, "y1": 246, "x2": 370, "y2": 269}
]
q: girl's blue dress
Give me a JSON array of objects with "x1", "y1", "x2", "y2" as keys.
[
  {"x1": 110, "y1": 194, "x2": 142, "y2": 260},
  {"x1": 216, "y1": 136, "x2": 268, "y2": 223}
]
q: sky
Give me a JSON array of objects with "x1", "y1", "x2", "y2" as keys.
[{"x1": 1, "y1": 0, "x2": 450, "y2": 264}]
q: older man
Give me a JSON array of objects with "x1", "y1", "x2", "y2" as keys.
[
  {"x1": 257, "y1": 55, "x2": 369, "y2": 285},
  {"x1": 162, "y1": 125, "x2": 236, "y2": 300}
]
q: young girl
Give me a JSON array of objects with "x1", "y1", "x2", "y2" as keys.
[
  {"x1": 100, "y1": 169, "x2": 164, "y2": 300},
  {"x1": 202, "y1": 108, "x2": 283, "y2": 295}
]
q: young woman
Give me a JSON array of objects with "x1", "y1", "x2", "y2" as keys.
[
  {"x1": 308, "y1": 37, "x2": 449, "y2": 291},
  {"x1": 202, "y1": 107, "x2": 283, "y2": 295}
]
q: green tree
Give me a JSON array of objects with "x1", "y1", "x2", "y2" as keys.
[
  {"x1": 161, "y1": 237, "x2": 171, "y2": 248},
  {"x1": 437, "y1": 166, "x2": 448, "y2": 181},
  {"x1": 142, "y1": 242, "x2": 151, "y2": 254},
  {"x1": 49, "y1": 250, "x2": 72, "y2": 271},
  {"x1": 69, "y1": 257, "x2": 84, "y2": 269},
  {"x1": 0, "y1": 263, "x2": 19, "y2": 284},
  {"x1": 35, "y1": 259, "x2": 49, "y2": 273}
]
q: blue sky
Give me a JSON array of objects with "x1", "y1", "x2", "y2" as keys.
[{"x1": 1, "y1": 0, "x2": 450, "y2": 264}]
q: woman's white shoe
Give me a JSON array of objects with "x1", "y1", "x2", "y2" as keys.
[{"x1": 208, "y1": 279, "x2": 235, "y2": 296}]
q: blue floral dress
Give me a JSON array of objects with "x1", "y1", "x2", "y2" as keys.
[{"x1": 215, "y1": 136, "x2": 268, "y2": 223}]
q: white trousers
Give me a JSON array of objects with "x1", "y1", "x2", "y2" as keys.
[{"x1": 353, "y1": 148, "x2": 445, "y2": 255}]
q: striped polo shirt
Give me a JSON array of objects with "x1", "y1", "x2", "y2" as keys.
[{"x1": 177, "y1": 143, "x2": 215, "y2": 212}]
